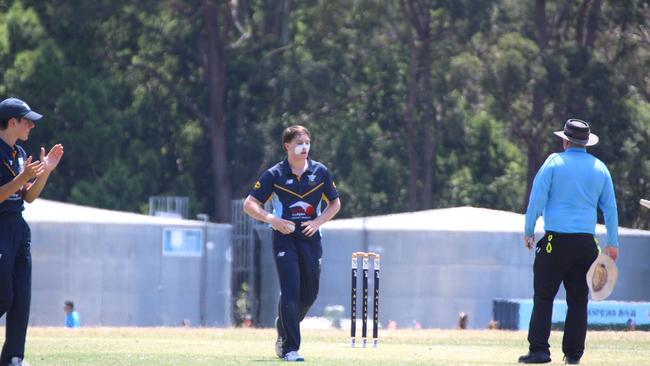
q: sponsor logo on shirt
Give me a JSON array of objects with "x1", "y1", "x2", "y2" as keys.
[{"x1": 289, "y1": 201, "x2": 315, "y2": 218}]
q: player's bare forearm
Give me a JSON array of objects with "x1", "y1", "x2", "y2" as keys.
[
  {"x1": 243, "y1": 195, "x2": 275, "y2": 224},
  {"x1": 22, "y1": 171, "x2": 51, "y2": 203},
  {"x1": 0, "y1": 175, "x2": 31, "y2": 203},
  {"x1": 315, "y1": 198, "x2": 341, "y2": 226},
  {"x1": 244, "y1": 195, "x2": 296, "y2": 234},
  {"x1": 299, "y1": 198, "x2": 340, "y2": 237},
  {"x1": 0, "y1": 155, "x2": 45, "y2": 203}
]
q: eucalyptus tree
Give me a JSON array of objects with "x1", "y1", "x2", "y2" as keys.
[{"x1": 482, "y1": 0, "x2": 648, "y2": 213}]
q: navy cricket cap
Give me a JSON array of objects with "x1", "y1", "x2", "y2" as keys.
[{"x1": 0, "y1": 97, "x2": 43, "y2": 121}]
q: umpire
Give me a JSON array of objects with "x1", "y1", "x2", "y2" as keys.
[
  {"x1": 0, "y1": 98, "x2": 64, "y2": 366},
  {"x1": 519, "y1": 119, "x2": 619, "y2": 365}
]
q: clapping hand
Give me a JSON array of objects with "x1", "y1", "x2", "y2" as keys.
[
  {"x1": 22, "y1": 156, "x2": 45, "y2": 179},
  {"x1": 41, "y1": 144, "x2": 64, "y2": 172}
]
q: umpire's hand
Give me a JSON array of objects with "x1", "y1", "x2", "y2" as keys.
[
  {"x1": 605, "y1": 245, "x2": 618, "y2": 261},
  {"x1": 524, "y1": 235, "x2": 535, "y2": 250}
]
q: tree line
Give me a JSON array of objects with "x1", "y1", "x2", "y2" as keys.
[{"x1": 1, "y1": 0, "x2": 649, "y2": 228}]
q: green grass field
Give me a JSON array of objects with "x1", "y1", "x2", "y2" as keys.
[{"x1": 7, "y1": 327, "x2": 650, "y2": 365}]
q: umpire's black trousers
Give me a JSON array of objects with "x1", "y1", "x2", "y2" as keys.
[
  {"x1": 528, "y1": 232, "x2": 598, "y2": 360},
  {"x1": 0, "y1": 214, "x2": 32, "y2": 365}
]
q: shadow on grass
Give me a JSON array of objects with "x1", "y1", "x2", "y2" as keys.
[{"x1": 251, "y1": 358, "x2": 281, "y2": 362}]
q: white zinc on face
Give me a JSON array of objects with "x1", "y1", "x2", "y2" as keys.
[
  {"x1": 294, "y1": 142, "x2": 310, "y2": 155},
  {"x1": 289, "y1": 133, "x2": 310, "y2": 156}
]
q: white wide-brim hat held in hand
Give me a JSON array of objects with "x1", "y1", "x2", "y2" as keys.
[{"x1": 586, "y1": 254, "x2": 618, "y2": 301}]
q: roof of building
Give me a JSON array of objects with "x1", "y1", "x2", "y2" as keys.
[
  {"x1": 23, "y1": 199, "x2": 211, "y2": 226},
  {"x1": 323, "y1": 206, "x2": 650, "y2": 236}
]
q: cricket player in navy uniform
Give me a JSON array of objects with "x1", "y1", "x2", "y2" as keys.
[
  {"x1": 0, "y1": 98, "x2": 64, "y2": 366},
  {"x1": 519, "y1": 119, "x2": 618, "y2": 365},
  {"x1": 244, "y1": 125, "x2": 341, "y2": 362}
]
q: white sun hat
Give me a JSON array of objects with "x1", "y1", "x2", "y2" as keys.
[{"x1": 586, "y1": 254, "x2": 618, "y2": 301}]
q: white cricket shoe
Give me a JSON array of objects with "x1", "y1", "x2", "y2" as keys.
[
  {"x1": 282, "y1": 351, "x2": 304, "y2": 362},
  {"x1": 10, "y1": 357, "x2": 30, "y2": 366}
]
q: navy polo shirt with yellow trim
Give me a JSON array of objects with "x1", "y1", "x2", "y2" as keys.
[
  {"x1": 250, "y1": 159, "x2": 339, "y2": 241},
  {"x1": 0, "y1": 139, "x2": 27, "y2": 214}
]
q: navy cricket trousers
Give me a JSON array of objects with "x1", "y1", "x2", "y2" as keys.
[
  {"x1": 272, "y1": 230, "x2": 322, "y2": 355},
  {"x1": 0, "y1": 214, "x2": 32, "y2": 365}
]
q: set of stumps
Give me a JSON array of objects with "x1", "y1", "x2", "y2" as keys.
[{"x1": 350, "y1": 251, "x2": 380, "y2": 348}]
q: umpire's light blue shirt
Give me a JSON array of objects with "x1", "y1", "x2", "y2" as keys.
[{"x1": 524, "y1": 147, "x2": 619, "y2": 246}]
